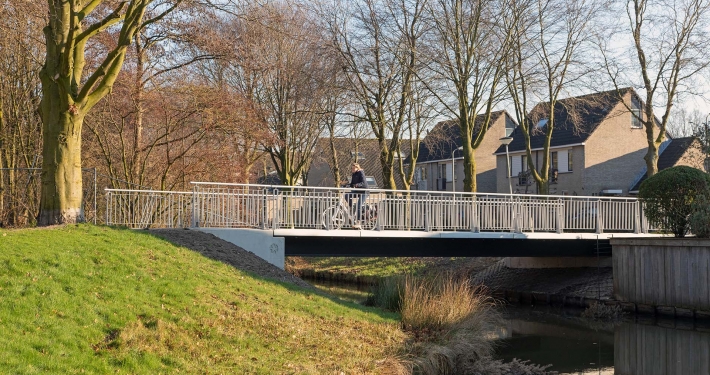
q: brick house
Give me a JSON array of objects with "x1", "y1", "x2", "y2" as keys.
[
  {"x1": 492, "y1": 88, "x2": 695, "y2": 196},
  {"x1": 306, "y1": 138, "x2": 406, "y2": 189},
  {"x1": 413, "y1": 110, "x2": 517, "y2": 192}
]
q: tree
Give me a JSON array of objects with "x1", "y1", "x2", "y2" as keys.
[
  {"x1": 504, "y1": 0, "x2": 599, "y2": 194},
  {"x1": 424, "y1": 0, "x2": 512, "y2": 192},
  {"x1": 600, "y1": 0, "x2": 710, "y2": 177},
  {"x1": 0, "y1": 1, "x2": 45, "y2": 226},
  {"x1": 219, "y1": 3, "x2": 334, "y2": 186},
  {"x1": 83, "y1": 6, "x2": 222, "y2": 191},
  {"x1": 326, "y1": 0, "x2": 427, "y2": 190},
  {"x1": 39, "y1": 0, "x2": 183, "y2": 225}
]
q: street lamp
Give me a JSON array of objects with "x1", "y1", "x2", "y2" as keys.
[
  {"x1": 500, "y1": 137, "x2": 513, "y2": 195},
  {"x1": 452, "y1": 146, "x2": 463, "y2": 192}
]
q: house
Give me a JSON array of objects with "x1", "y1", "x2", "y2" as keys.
[
  {"x1": 413, "y1": 110, "x2": 517, "y2": 193},
  {"x1": 493, "y1": 88, "x2": 669, "y2": 196},
  {"x1": 628, "y1": 137, "x2": 707, "y2": 194},
  {"x1": 306, "y1": 138, "x2": 406, "y2": 189}
]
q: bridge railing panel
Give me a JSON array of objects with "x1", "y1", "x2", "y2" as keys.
[
  {"x1": 105, "y1": 183, "x2": 653, "y2": 234},
  {"x1": 106, "y1": 189, "x2": 192, "y2": 228}
]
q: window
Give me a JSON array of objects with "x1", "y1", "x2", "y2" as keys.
[
  {"x1": 631, "y1": 97, "x2": 643, "y2": 128},
  {"x1": 551, "y1": 151, "x2": 558, "y2": 170},
  {"x1": 350, "y1": 151, "x2": 365, "y2": 160},
  {"x1": 505, "y1": 120, "x2": 515, "y2": 137},
  {"x1": 536, "y1": 119, "x2": 548, "y2": 128},
  {"x1": 568, "y1": 151, "x2": 573, "y2": 171},
  {"x1": 521, "y1": 155, "x2": 528, "y2": 172},
  {"x1": 420, "y1": 166, "x2": 428, "y2": 180}
]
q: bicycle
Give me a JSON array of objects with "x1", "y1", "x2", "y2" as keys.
[{"x1": 321, "y1": 192, "x2": 378, "y2": 230}]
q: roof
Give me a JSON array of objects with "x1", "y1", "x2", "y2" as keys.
[
  {"x1": 415, "y1": 111, "x2": 513, "y2": 163},
  {"x1": 307, "y1": 138, "x2": 406, "y2": 189},
  {"x1": 493, "y1": 88, "x2": 641, "y2": 154},
  {"x1": 630, "y1": 137, "x2": 698, "y2": 191}
]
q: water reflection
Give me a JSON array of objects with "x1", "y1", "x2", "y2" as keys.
[
  {"x1": 497, "y1": 307, "x2": 710, "y2": 375},
  {"x1": 495, "y1": 307, "x2": 614, "y2": 374},
  {"x1": 307, "y1": 279, "x2": 710, "y2": 375},
  {"x1": 615, "y1": 322, "x2": 710, "y2": 375}
]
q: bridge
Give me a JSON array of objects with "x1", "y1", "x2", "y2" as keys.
[{"x1": 105, "y1": 182, "x2": 662, "y2": 268}]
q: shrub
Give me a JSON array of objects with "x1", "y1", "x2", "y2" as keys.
[
  {"x1": 639, "y1": 166, "x2": 710, "y2": 237},
  {"x1": 690, "y1": 195, "x2": 710, "y2": 238}
]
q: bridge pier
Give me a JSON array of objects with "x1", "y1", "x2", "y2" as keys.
[{"x1": 195, "y1": 228, "x2": 285, "y2": 269}]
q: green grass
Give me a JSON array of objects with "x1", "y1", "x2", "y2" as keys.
[
  {"x1": 288, "y1": 257, "x2": 429, "y2": 279},
  {"x1": 0, "y1": 225, "x2": 406, "y2": 374}
]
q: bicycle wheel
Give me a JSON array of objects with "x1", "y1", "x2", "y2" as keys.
[
  {"x1": 321, "y1": 206, "x2": 346, "y2": 229},
  {"x1": 361, "y1": 206, "x2": 378, "y2": 230}
]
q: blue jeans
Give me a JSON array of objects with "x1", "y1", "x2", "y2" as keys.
[{"x1": 345, "y1": 192, "x2": 367, "y2": 221}]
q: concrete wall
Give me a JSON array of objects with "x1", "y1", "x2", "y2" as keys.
[
  {"x1": 195, "y1": 228, "x2": 285, "y2": 269},
  {"x1": 611, "y1": 238, "x2": 710, "y2": 313}
]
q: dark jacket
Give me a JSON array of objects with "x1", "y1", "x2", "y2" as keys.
[{"x1": 349, "y1": 170, "x2": 368, "y2": 190}]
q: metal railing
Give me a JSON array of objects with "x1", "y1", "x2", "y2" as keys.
[
  {"x1": 105, "y1": 183, "x2": 652, "y2": 233},
  {"x1": 189, "y1": 182, "x2": 646, "y2": 233},
  {"x1": 105, "y1": 189, "x2": 192, "y2": 228}
]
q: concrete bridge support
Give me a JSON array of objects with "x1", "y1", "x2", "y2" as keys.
[{"x1": 195, "y1": 228, "x2": 285, "y2": 269}]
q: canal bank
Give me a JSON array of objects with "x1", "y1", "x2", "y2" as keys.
[{"x1": 310, "y1": 278, "x2": 710, "y2": 375}]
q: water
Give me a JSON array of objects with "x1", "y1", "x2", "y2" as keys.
[{"x1": 309, "y1": 279, "x2": 710, "y2": 375}]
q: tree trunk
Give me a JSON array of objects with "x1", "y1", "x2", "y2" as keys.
[
  {"x1": 644, "y1": 142, "x2": 659, "y2": 177},
  {"x1": 378, "y1": 141, "x2": 396, "y2": 190},
  {"x1": 38, "y1": 108, "x2": 84, "y2": 225}
]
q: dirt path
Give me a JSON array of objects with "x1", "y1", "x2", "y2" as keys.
[{"x1": 149, "y1": 229, "x2": 313, "y2": 289}]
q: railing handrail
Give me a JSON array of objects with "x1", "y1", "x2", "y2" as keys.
[
  {"x1": 105, "y1": 188, "x2": 192, "y2": 194},
  {"x1": 189, "y1": 182, "x2": 639, "y2": 201}
]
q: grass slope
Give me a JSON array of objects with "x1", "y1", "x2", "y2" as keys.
[{"x1": 0, "y1": 225, "x2": 405, "y2": 374}]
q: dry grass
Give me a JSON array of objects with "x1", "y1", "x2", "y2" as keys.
[{"x1": 364, "y1": 274, "x2": 501, "y2": 374}]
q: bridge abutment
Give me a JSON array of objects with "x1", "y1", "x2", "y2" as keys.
[{"x1": 195, "y1": 228, "x2": 285, "y2": 269}]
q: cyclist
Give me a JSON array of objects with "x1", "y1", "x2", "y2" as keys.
[{"x1": 341, "y1": 163, "x2": 368, "y2": 229}]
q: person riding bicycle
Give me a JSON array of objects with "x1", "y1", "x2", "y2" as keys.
[{"x1": 341, "y1": 163, "x2": 368, "y2": 229}]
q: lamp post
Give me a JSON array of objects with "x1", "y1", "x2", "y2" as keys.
[
  {"x1": 452, "y1": 146, "x2": 463, "y2": 192},
  {"x1": 500, "y1": 137, "x2": 513, "y2": 195}
]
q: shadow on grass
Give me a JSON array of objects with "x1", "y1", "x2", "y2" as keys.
[{"x1": 139, "y1": 228, "x2": 400, "y2": 321}]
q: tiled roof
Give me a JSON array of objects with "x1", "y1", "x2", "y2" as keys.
[
  {"x1": 493, "y1": 88, "x2": 636, "y2": 154},
  {"x1": 307, "y1": 138, "x2": 407, "y2": 189},
  {"x1": 630, "y1": 137, "x2": 697, "y2": 191},
  {"x1": 415, "y1": 111, "x2": 513, "y2": 163}
]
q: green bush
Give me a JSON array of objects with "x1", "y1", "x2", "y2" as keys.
[
  {"x1": 639, "y1": 166, "x2": 710, "y2": 237},
  {"x1": 690, "y1": 195, "x2": 710, "y2": 238}
]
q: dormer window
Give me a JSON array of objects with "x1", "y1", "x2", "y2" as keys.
[
  {"x1": 631, "y1": 97, "x2": 643, "y2": 129},
  {"x1": 505, "y1": 120, "x2": 515, "y2": 137},
  {"x1": 351, "y1": 151, "x2": 365, "y2": 160}
]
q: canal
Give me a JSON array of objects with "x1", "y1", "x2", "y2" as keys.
[{"x1": 310, "y1": 279, "x2": 710, "y2": 375}]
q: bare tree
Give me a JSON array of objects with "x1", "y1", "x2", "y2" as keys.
[
  {"x1": 424, "y1": 0, "x2": 512, "y2": 192},
  {"x1": 83, "y1": 6, "x2": 216, "y2": 190},
  {"x1": 326, "y1": 0, "x2": 428, "y2": 190},
  {"x1": 0, "y1": 1, "x2": 45, "y2": 226},
  {"x1": 600, "y1": 0, "x2": 710, "y2": 177},
  {"x1": 504, "y1": 0, "x2": 600, "y2": 194},
  {"x1": 219, "y1": 3, "x2": 335, "y2": 186}
]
